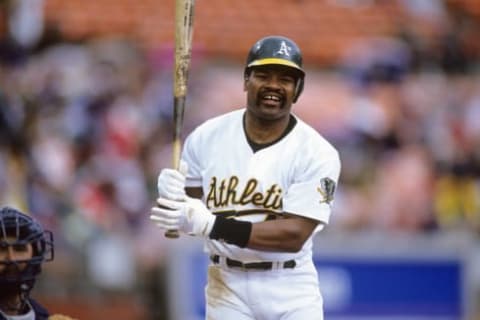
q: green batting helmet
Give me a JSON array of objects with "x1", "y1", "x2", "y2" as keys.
[{"x1": 245, "y1": 36, "x2": 305, "y2": 102}]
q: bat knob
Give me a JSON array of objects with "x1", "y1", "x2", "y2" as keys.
[{"x1": 165, "y1": 229, "x2": 180, "y2": 238}]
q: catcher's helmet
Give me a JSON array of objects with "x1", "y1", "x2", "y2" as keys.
[
  {"x1": 0, "y1": 206, "x2": 54, "y2": 289},
  {"x1": 245, "y1": 35, "x2": 305, "y2": 102}
]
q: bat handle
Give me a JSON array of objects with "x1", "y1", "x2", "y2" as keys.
[
  {"x1": 165, "y1": 229, "x2": 180, "y2": 238},
  {"x1": 164, "y1": 138, "x2": 183, "y2": 239}
]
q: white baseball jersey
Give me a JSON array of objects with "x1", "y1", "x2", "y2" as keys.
[{"x1": 182, "y1": 108, "x2": 341, "y2": 263}]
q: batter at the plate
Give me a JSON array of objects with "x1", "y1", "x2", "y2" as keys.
[{"x1": 151, "y1": 35, "x2": 341, "y2": 320}]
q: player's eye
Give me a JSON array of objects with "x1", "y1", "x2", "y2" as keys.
[
  {"x1": 280, "y1": 76, "x2": 295, "y2": 84},
  {"x1": 254, "y1": 72, "x2": 267, "y2": 80}
]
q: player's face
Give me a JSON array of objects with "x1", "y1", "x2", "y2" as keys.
[
  {"x1": 0, "y1": 237, "x2": 33, "y2": 273},
  {"x1": 244, "y1": 65, "x2": 299, "y2": 121}
]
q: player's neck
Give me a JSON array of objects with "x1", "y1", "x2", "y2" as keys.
[{"x1": 243, "y1": 112, "x2": 293, "y2": 144}]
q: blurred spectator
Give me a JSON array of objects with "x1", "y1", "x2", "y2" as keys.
[{"x1": 434, "y1": 161, "x2": 480, "y2": 233}]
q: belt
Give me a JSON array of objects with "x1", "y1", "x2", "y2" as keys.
[{"x1": 210, "y1": 255, "x2": 296, "y2": 270}]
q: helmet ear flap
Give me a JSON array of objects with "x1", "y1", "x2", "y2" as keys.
[{"x1": 293, "y1": 77, "x2": 304, "y2": 103}]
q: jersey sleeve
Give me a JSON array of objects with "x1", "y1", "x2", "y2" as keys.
[{"x1": 282, "y1": 145, "x2": 341, "y2": 224}]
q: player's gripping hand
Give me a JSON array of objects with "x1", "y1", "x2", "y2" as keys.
[
  {"x1": 150, "y1": 196, "x2": 216, "y2": 237},
  {"x1": 157, "y1": 160, "x2": 188, "y2": 201}
]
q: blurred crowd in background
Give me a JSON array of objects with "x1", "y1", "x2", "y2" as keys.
[{"x1": 0, "y1": 0, "x2": 479, "y2": 319}]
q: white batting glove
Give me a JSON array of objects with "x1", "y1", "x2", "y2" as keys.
[
  {"x1": 150, "y1": 196, "x2": 216, "y2": 237},
  {"x1": 156, "y1": 160, "x2": 188, "y2": 201}
]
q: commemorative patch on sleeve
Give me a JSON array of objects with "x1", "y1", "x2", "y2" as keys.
[{"x1": 317, "y1": 177, "x2": 336, "y2": 204}]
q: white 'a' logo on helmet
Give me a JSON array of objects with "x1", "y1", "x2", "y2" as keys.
[{"x1": 276, "y1": 41, "x2": 291, "y2": 57}]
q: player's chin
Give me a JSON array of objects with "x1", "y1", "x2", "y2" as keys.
[{"x1": 258, "y1": 103, "x2": 289, "y2": 118}]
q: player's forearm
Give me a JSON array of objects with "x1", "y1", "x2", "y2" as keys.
[
  {"x1": 247, "y1": 217, "x2": 318, "y2": 252},
  {"x1": 186, "y1": 186, "x2": 203, "y2": 199},
  {"x1": 208, "y1": 215, "x2": 317, "y2": 252}
]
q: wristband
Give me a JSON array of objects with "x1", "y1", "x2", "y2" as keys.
[{"x1": 209, "y1": 217, "x2": 252, "y2": 248}]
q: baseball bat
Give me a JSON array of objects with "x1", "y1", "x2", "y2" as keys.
[{"x1": 165, "y1": 0, "x2": 195, "y2": 238}]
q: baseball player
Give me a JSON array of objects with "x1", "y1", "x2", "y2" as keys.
[
  {"x1": 0, "y1": 206, "x2": 54, "y2": 320},
  {"x1": 151, "y1": 35, "x2": 341, "y2": 320}
]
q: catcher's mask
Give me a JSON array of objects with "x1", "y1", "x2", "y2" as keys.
[
  {"x1": 245, "y1": 35, "x2": 305, "y2": 102},
  {"x1": 0, "y1": 206, "x2": 54, "y2": 294}
]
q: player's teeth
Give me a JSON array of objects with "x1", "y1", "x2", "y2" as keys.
[{"x1": 265, "y1": 95, "x2": 280, "y2": 101}]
